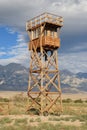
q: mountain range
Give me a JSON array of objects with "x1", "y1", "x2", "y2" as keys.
[{"x1": 0, "y1": 63, "x2": 87, "y2": 93}]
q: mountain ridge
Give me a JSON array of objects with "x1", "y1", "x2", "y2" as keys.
[{"x1": 0, "y1": 63, "x2": 87, "y2": 93}]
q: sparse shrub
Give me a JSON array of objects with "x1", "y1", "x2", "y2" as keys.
[
  {"x1": 48, "y1": 117, "x2": 63, "y2": 121},
  {"x1": 81, "y1": 121, "x2": 87, "y2": 130},
  {"x1": 0, "y1": 97, "x2": 9, "y2": 102},
  {"x1": 62, "y1": 98, "x2": 72, "y2": 103},
  {"x1": 74, "y1": 99, "x2": 83, "y2": 103},
  {"x1": 50, "y1": 117, "x2": 72, "y2": 122},
  {"x1": 63, "y1": 117, "x2": 71, "y2": 121},
  {"x1": 80, "y1": 115, "x2": 87, "y2": 122},
  {"x1": 35, "y1": 97, "x2": 40, "y2": 102},
  {"x1": 13, "y1": 94, "x2": 28, "y2": 102},
  {"x1": 71, "y1": 117, "x2": 77, "y2": 122},
  {"x1": 37, "y1": 123, "x2": 78, "y2": 130},
  {"x1": 27, "y1": 108, "x2": 39, "y2": 115},
  {"x1": 85, "y1": 100, "x2": 87, "y2": 103},
  {"x1": 0, "y1": 125, "x2": 31, "y2": 130},
  {"x1": 14, "y1": 118, "x2": 27, "y2": 125},
  {"x1": 9, "y1": 107, "x2": 25, "y2": 115},
  {"x1": 0, "y1": 117, "x2": 12, "y2": 124},
  {"x1": 71, "y1": 114, "x2": 87, "y2": 122},
  {"x1": 0, "y1": 126, "x2": 16, "y2": 130},
  {"x1": 30, "y1": 118, "x2": 34, "y2": 122},
  {"x1": 35, "y1": 118, "x2": 41, "y2": 122},
  {"x1": 37, "y1": 123, "x2": 55, "y2": 130}
]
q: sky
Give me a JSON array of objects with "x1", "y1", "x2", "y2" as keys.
[{"x1": 0, "y1": 0, "x2": 87, "y2": 73}]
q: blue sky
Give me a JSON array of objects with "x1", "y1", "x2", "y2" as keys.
[
  {"x1": 0, "y1": 27, "x2": 18, "y2": 58},
  {"x1": 0, "y1": 0, "x2": 87, "y2": 73}
]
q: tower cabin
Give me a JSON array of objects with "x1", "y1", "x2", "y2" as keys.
[{"x1": 26, "y1": 12, "x2": 63, "y2": 51}]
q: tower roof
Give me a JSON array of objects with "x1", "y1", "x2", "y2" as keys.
[{"x1": 26, "y1": 12, "x2": 63, "y2": 31}]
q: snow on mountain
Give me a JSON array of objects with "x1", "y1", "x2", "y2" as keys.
[{"x1": 0, "y1": 63, "x2": 87, "y2": 93}]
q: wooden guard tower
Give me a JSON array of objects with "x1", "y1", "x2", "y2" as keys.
[{"x1": 26, "y1": 12, "x2": 63, "y2": 115}]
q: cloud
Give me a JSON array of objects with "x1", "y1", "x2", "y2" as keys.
[
  {"x1": 6, "y1": 27, "x2": 15, "y2": 34},
  {"x1": 68, "y1": 42, "x2": 87, "y2": 52},
  {"x1": 1, "y1": 37, "x2": 87, "y2": 73},
  {"x1": 48, "y1": 0, "x2": 87, "y2": 34},
  {"x1": 0, "y1": 0, "x2": 87, "y2": 34},
  {"x1": 0, "y1": 33, "x2": 30, "y2": 67},
  {"x1": 0, "y1": 52, "x2": 6, "y2": 56},
  {"x1": 51, "y1": 0, "x2": 87, "y2": 13},
  {"x1": 0, "y1": 0, "x2": 87, "y2": 72},
  {"x1": 59, "y1": 51, "x2": 87, "y2": 73},
  {"x1": 0, "y1": 0, "x2": 87, "y2": 53}
]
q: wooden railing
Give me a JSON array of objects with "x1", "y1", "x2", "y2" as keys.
[{"x1": 26, "y1": 12, "x2": 63, "y2": 30}]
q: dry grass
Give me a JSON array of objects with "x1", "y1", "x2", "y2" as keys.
[{"x1": 0, "y1": 91, "x2": 87, "y2": 130}]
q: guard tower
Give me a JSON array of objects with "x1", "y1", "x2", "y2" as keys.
[{"x1": 26, "y1": 12, "x2": 63, "y2": 115}]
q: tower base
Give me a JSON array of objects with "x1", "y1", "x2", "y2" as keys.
[{"x1": 27, "y1": 46, "x2": 62, "y2": 115}]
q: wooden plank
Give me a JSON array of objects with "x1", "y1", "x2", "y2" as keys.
[{"x1": 29, "y1": 36, "x2": 60, "y2": 50}]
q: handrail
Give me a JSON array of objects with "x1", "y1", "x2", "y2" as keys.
[
  {"x1": 27, "y1": 12, "x2": 62, "y2": 22},
  {"x1": 26, "y1": 12, "x2": 63, "y2": 30}
]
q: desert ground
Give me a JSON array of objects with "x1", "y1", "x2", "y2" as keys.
[
  {"x1": 0, "y1": 91, "x2": 87, "y2": 100},
  {"x1": 0, "y1": 91, "x2": 87, "y2": 130}
]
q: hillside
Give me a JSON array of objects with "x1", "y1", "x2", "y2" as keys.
[{"x1": 0, "y1": 63, "x2": 87, "y2": 93}]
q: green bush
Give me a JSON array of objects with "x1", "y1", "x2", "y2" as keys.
[
  {"x1": 0, "y1": 97, "x2": 9, "y2": 102},
  {"x1": 62, "y1": 98, "x2": 72, "y2": 103},
  {"x1": 0, "y1": 117, "x2": 12, "y2": 124},
  {"x1": 85, "y1": 100, "x2": 87, "y2": 103},
  {"x1": 48, "y1": 117, "x2": 60, "y2": 121},
  {"x1": 13, "y1": 95, "x2": 28, "y2": 102},
  {"x1": 74, "y1": 99, "x2": 83, "y2": 103},
  {"x1": 0, "y1": 125, "x2": 31, "y2": 130},
  {"x1": 35, "y1": 118, "x2": 41, "y2": 122},
  {"x1": 30, "y1": 118, "x2": 34, "y2": 122},
  {"x1": 14, "y1": 118, "x2": 27, "y2": 125},
  {"x1": 27, "y1": 108, "x2": 39, "y2": 115},
  {"x1": 80, "y1": 115, "x2": 87, "y2": 122}
]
